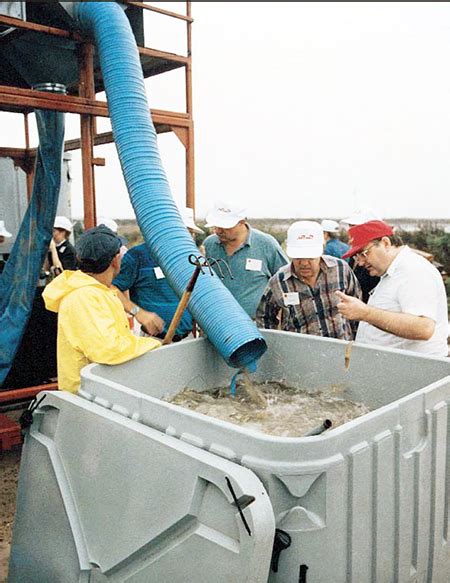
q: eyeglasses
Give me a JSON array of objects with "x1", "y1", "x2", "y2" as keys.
[{"x1": 355, "y1": 242, "x2": 378, "y2": 261}]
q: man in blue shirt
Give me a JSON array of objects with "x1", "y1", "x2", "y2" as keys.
[
  {"x1": 203, "y1": 200, "x2": 288, "y2": 318},
  {"x1": 321, "y1": 219, "x2": 350, "y2": 259},
  {"x1": 113, "y1": 207, "x2": 203, "y2": 341}
]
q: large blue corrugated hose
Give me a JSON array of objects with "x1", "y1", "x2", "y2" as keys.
[{"x1": 74, "y1": 2, "x2": 266, "y2": 369}]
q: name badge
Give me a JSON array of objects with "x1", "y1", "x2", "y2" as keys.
[
  {"x1": 245, "y1": 258, "x2": 262, "y2": 271},
  {"x1": 154, "y1": 266, "x2": 165, "y2": 279},
  {"x1": 283, "y1": 292, "x2": 300, "y2": 306},
  {"x1": 59, "y1": 246, "x2": 66, "y2": 254}
]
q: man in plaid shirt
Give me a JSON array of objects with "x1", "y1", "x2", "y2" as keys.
[{"x1": 256, "y1": 221, "x2": 361, "y2": 339}]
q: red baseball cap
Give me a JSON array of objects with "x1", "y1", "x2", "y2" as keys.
[{"x1": 342, "y1": 220, "x2": 394, "y2": 259}]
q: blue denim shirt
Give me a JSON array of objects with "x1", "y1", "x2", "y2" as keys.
[
  {"x1": 113, "y1": 243, "x2": 193, "y2": 335},
  {"x1": 324, "y1": 238, "x2": 350, "y2": 260}
]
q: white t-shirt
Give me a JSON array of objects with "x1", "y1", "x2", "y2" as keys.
[{"x1": 356, "y1": 247, "x2": 448, "y2": 356}]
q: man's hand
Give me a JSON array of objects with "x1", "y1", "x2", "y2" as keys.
[
  {"x1": 336, "y1": 290, "x2": 369, "y2": 321},
  {"x1": 135, "y1": 309, "x2": 165, "y2": 336},
  {"x1": 336, "y1": 290, "x2": 435, "y2": 340},
  {"x1": 112, "y1": 286, "x2": 165, "y2": 336},
  {"x1": 50, "y1": 265, "x2": 62, "y2": 276}
]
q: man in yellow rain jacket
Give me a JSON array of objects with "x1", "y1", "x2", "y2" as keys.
[{"x1": 43, "y1": 225, "x2": 163, "y2": 393}]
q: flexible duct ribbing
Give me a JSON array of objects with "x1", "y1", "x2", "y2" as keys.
[{"x1": 73, "y1": 2, "x2": 266, "y2": 369}]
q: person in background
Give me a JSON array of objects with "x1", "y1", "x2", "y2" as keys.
[
  {"x1": 203, "y1": 200, "x2": 288, "y2": 319},
  {"x1": 336, "y1": 220, "x2": 448, "y2": 356},
  {"x1": 48, "y1": 216, "x2": 78, "y2": 275},
  {"x1": 97, "y1": 216, "x2": 128, "y2": 258},
  {"x1": 256, "y1": 221, "x2": 361, "y2": 339},
  {"x1": 0, "y1": 219, "x2": 12, "y2": 274},
  {"x1": 180, "y1": 205, "x2": 205, "y2": 254},
  {"x1": 321, "y1": 219, "x2": 350, "y2": 259},
  {"x1": 340, "y1": 208, "x2": 382, "y2": 229},
  {"x1": 112, "y1": 206, "x2": 203, "y2": 342},
  {"x1": 340, "y1": 209, "x2": 382, "y2": 302},
  {"x1": 0, "y1": 219, "x2": 11, "y2": 245},
  {"x1": 42, "y1": 225, "x2": 161, "y2": 394}
]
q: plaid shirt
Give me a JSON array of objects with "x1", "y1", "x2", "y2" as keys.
[{"x1": 256, "y1": 256, "x2": 361, "y2": 340}]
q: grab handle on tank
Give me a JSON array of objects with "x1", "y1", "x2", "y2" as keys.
[
  {"x1": 19, "y1": 393, "x2": 47, "y2": 437},
  {"x1": 225, "y1": 477, "x2": 252, "y2": 536},
  {"x1": 271, "y1": 528, "x2": 292, "y2": 572},
  {"x1": 303, "y1": 419, "x2": 332, "y2": 437}
]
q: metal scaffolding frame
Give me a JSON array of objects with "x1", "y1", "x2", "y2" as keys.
[
  {"x1": 0, "y1": 1, "x2": 194, "y2": 407},
  {"x1": 0, "y1": 1, "x2": 195, "y2": 229}
]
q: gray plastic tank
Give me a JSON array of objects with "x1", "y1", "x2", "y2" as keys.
[{"x1": 9, "y1": 331, "x2": 450, "y2": 582}]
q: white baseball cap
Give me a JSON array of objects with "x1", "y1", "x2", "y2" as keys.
[
  {"x1": 204, "y1": 200, "x2": 248, "y2": 229},
  {"x1": 340, "y1": 209, "x2": 382, "y2": 226},
  {"x1": 286, "y1": 221, "x2": 324, "y2": 259},
  {"x1": 97, "y1": 217, "x2": 118, "y2": 233},
  {"x1": 180, "y1": 206, "x2": 204, "y2": 234},
  {"x1": 53, "y1": 216, "x2": 73, "y2": 233},
  {"x1": 321, "y1": 219, "x2": 340, "y2": 233},
  {"x1": 0, "y1": 220, "x2": 12, "y2": 238}
]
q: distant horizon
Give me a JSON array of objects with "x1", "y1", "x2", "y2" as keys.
[{"x1": 74, "y1": 215, "x2": 450, "y2": 223}]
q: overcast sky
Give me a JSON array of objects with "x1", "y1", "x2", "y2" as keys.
[
  {"x1": 190, "y1": 2, "x2": 450, "y2": 220},
  {"x1": 5, "y1": 2, "x2": 450, "y2": 221}
]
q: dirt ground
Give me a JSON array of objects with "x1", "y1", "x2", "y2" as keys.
[{"x1": 0, "y1": 412, "x2": 22, "y2": 583}]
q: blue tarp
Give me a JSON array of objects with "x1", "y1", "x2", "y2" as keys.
[{"x1": 0, "y1": 107, "x2": 65, "y2": 386}]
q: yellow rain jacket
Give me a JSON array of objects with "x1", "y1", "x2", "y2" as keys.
[{"x1": 43, "y1": 270, "x2": 160, "y2": 393}]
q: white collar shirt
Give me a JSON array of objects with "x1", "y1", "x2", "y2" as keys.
[{"x1": 356, "y1": 246, "x2": 448, "y2": 356}]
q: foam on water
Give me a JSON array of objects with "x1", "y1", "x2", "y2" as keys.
[{"x1": 166, "y1": 380, "x2": 372, "y2": 437}]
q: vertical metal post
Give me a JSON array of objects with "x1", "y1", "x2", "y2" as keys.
[
  {"x1": 23, "y1": 112, "x2": 33, "y2": 201},
  {"x1": 185, "y1": 1, "x2": 195, "y2": 212},
  {"x1": 78, "y1": 42, "x2": 97, "y2": 229}
]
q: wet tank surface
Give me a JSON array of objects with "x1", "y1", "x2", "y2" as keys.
[
  {"x1": 9, "y1": 331, "x2": 450, "y2": 582},
  {"x1": 76, "y1": 331, "x2": 450, "y2": 582}
]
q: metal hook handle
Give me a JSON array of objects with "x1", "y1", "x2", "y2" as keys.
[
  {"x1": 187, "y1": 254, "x2": 233, "y2": 279},
  {"x1": 188, "y1": 253, "x2": 216, "y2": 276},
  {"x1": 205, "y1": 257, "x2": 234, "y2": 279}
]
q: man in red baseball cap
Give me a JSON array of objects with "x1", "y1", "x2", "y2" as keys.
[{"x1": 336, "y1": 220, "x2": 448, "y2": 356}]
